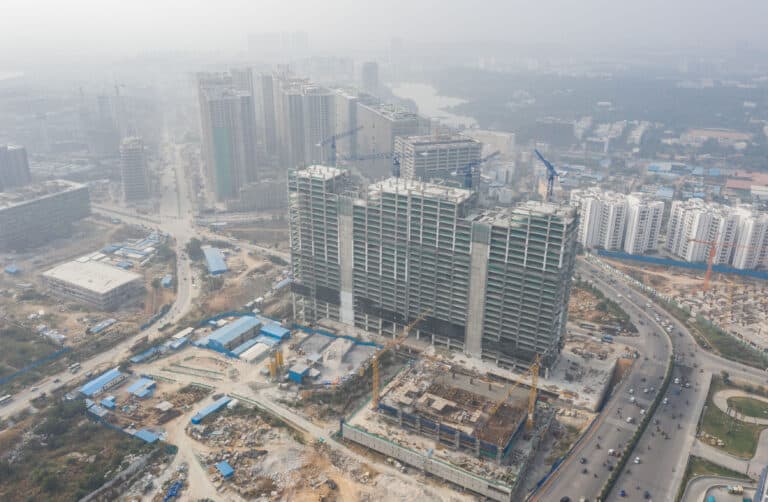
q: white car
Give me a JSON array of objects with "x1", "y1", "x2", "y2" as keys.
[
  {"x1": 626, "y1": 416, "x2": 634, "y2": 423},
  {"x1": 634, "y1": 457, "x2": 641, "y2": 464}
]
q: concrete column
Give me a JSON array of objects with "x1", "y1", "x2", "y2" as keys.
[
  {"x1": 465, "y1": 225, "x2": 490, "y2": 357},
  {"x1": 338, "y1": 199, "x2": 354, "y2": 324}
]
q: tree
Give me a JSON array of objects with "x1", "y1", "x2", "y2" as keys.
[
  {"x1": 151, "y1": 277, "x2": 162, "y2": 289},
  {"x1": 721, "y1": 370, "x2": 730, "y2": 383},
  {"x1": 185, "y1": 238, "x2": 204, "y2": 261}
]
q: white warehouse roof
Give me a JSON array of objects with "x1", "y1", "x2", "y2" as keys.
[{"x1": 42, "y1": 260, "x2": 142, "y2": 294}]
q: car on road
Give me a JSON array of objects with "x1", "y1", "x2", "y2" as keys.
[
  {"x1": 626, "y1": 416, "x2": 634, "y2": 423},
  {"x1": 634, "y1": 456, "x2": 641, "y2": 464},
  {"x1": 579, "y1": 457, "x2": 587, "y2": 464}
]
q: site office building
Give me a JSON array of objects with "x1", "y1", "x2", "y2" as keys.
[{"x1": 288, "y1": 166, "x2": 578, "y2": 368}]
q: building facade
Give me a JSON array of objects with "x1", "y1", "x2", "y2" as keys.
[
  {"x1": 624, "y1": 194, "x2": 664, "y2": 254},
  {"x1": 569, "y1": 189, "x2": 628, "y2": 251},
  {"x1": 0, "y1": 144, "x2": 31, "y2": 191},
  {"x1": 0, "y1": 180, "x2": 90, "y2": 251},
  {"x1": 289, "y1": 166, "x2": 578, "y2": 367},
  {"x1": 666, "y1": 199, "x2": 739, "y2": 264},
  {"x1": 42, "y1": 261, "x2": 143, "y2": 311},
  {"x1": 356, "y1": 103, "x2": 426, "y2": 178},
  {"x1": 198, "y1": 72, "x2": 259, "y2": 200},
  {"x1": 119, "y1": 137, "x2": 150, "y2": 201},
  {"x1": 394, "y1": 134, "x2": 482, "y2": 185}
]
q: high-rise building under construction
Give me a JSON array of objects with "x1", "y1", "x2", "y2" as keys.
[{"x1": 288, "y1": 166, "x2": 578, "y2": 367}]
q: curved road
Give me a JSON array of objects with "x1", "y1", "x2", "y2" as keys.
[
  {"x1": 533, "y1": 258, "x2": 673, "y2": 501},
  {"x1": 585, "y1": 256, "x2": 768, "y2": 500},
  {"x1": 0, "y1": 137, "x2": 199, "y2": 421}
]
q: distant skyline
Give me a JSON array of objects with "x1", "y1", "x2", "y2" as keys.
[{"x1": 1, "y1": 0, "x2": 767, "y2": 68}]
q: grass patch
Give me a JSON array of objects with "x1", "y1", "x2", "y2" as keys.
[
  {"x1": 676, "y1": 455, "x2": 751, "y2": 501},
  {"x1": 658, "y1": 298, "x2": 768, "y2": 369},
  {"x1": 0, "y1": 326, "x2": 67, "y2": 393},
  {"x1": 728, "y1": 396, "x2": 768, "y2": 419},
  {"x1": 0, "y1": 399, "x2": 159, "y2": 501},
  {"x1": 699, "y1": 376, "x2": 768, "y2": 458}
]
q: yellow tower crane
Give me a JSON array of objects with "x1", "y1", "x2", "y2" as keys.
[
  {"x1": 484, "y1": 354, "x2": 541, "y2": 431},
  {"x1": 371, "y1": 311, "x2": 431, "y2": 409}
]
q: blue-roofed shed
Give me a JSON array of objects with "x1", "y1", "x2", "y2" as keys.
[
  {"x1": 101, "y1": 244, "x2": 121, "y2": 254},
  {"x1": 216, "y1": 461, "x2": 234, "y2": 479},
  {"x1": 100, "y1": 396, "x2": 116, "y2": 409},
  {"x1": 656, "y1": 187, "x2": 674, "y2": 199},
  {"x1": 80, "y1": 368, "x2": 125, "y2": 397},
  {"x1": 260, "y1": 323, "x2": 290, "y2": 340},
  {"x1": 116, "y1": 261, "x2": 134, "y2": 269},
  {"x1": 4, "y1": 265, "x2": 19, "y2": 275},
  {"x1": 87, "y1": 403, "x2": 110, "y2": 418},
  {"x1": 90, "y1": 318, "x2": 116, "y2": 334},
  {"x1": 126, "y1": 377, "x2": 156, "y2": 398},
  {"x1": 191, "y1": 396, "x2": 231, "y2": 424},
  {"x1": 232, "y1": 338, "x2": 260, "y2": 356},
  {"x1": 709, "y1": 168, "x2": 721, "y2": 177},
  {"x1": 288, "y1": 363, "x2": 310, "y2": 384},
  {"x1": 134, "y1": 429, "x2": 159, "y2": 444},
  {"x1": 161, "y1": 274, "x2": 173, "y2": 288},
  {"x1": 202, "y1": 316, "x2": 261, "y2": 353},
  {"x1": 130, "y1": 346, "x2": 160, "y2": 364},
  {"x1": 203, "y1": 247, "x2": 228, "y2": 275}
]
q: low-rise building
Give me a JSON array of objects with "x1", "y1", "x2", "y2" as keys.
[
  {"x1": 41, "y1": 260, "x2": 144, "y2": 311},
  {"x1": 0, "y1": 180, "x2": 90, "y2": 251}
]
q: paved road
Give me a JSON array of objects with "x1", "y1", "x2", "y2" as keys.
[
  {"x1": 713, "y1": 388, "x2": 768, "y2": 425},
  {"x1": 533, "y1": 259, "x2": 673, "y2": 501},
  {"x1": 585, "y1": 256, "x2": 768, "y2": 500},
  {"x1": 681, "y1": 475, "x2": 755, "y2": 502},
  {"x1": 0, "y1": 136, "x2": 200, "y2": 421}
]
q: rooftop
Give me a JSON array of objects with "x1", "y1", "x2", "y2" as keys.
[
  {"x1": 202, "y1": 246, "x2": 227, "y2": 275},
  {"x1": 205, "y1": 316, "x2": 261, "y2": 347},
  {"x1": 365, "y1": 177, "x2": 473, "y2": 205},
  {"x1": 295, "y1": 165, "x2": 347, "y2": 181},
  {"x1": 42, "y1": 260, "x2": 142, "y2": 294},
  {"x1": 399, "y1": 134, "x2": 481, "y2": 147},
  {"x1": 472, "y1": 201, "x2": 577, "y2": 226},
  {"x1": 80, "y1": 367, "x2": 123, "y2": 397},
  {"x1": 359, "y1": 102, "x2": 420, "y2": 121},
  {"x1": 0, "y1": 179, "x2": 86, "y2": 210}
]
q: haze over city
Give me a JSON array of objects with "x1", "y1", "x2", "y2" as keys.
[{"x1": 0, "y1": 2, "x2": 768, "y2": 502}]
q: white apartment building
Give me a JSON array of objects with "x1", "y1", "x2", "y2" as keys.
[
  {"x1": 731, "y1": 211, "x2": 768, "y2": 269},
  {"x1": 624, "y1": 194, "x2": 664, "y2": 254},
  {"x1": 666, "y1": 199, "x2": 741, "y2": 264},
  {"x1": 570, "y1": 189, "x2": 628, "y2": 251}
]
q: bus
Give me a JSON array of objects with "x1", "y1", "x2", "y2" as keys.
[
  {"x1": 69, "y1": 362, "x2": 81, "y2": 373},
  {"x1": 0, "y1": 394, "x2": 12, "y2": 406}
]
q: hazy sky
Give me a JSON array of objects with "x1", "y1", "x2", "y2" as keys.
[{"x1": 1, "y1": 0, "x2": 766, "y2": 65}]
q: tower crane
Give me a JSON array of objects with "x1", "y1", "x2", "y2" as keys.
[
  {"x1": 371, "y1": 310, "x2": 431, "y2": 409},
  {"x1": 316, "y1": 126, "x2": 364, "y2": 166},
  {"x1": 687, "y1": 238, "x2": 761, "y2": 291},
  {"x1": 534, "y1": 149, "x2": 559, "y2": 201},
  {"x1": 452, "y1": 150, "x2": 500, "y2": 188},
  {"x1": 484, "y1": 354, "x2": 541, "y2": 431}
]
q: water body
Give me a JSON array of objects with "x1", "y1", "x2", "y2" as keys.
[{"x1": 390, "y1": 82, "x2": 477, "y2": 129}]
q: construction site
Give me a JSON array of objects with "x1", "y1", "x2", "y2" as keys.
[
  {"x1": 343, "y1": 352, "x2": 551, "y2": 502},
  {"x1": 605, "y1": 257, "x2": 768, "y2": 351}
]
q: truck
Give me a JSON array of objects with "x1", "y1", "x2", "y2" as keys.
[
  {"x1": 601, "y1": 335, "x2": 614, "y2": 343},
  {"x1": 727, "y1": 485, "x2": 744, "y2": 495}
]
